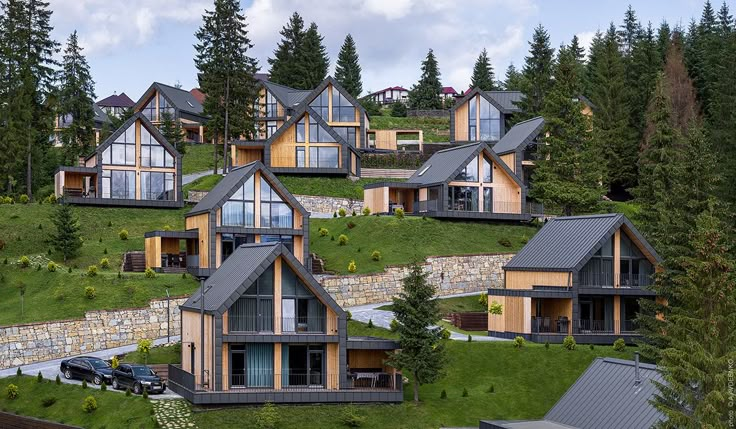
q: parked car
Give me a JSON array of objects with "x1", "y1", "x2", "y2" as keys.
[
  {"x1": 111, "y1": 364, "x2": 166, "y2": 394},
  {"x1": 60, "y1": 356, "x2": 114, "y2": 385}
]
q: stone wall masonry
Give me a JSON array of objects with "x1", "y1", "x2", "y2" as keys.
[
  {"x1": 0, "y1": 297, "x2": 188, "y2": 370},
  {"x1": 186, "y1": 190, "x2": 363, "y2": 216},
  {"x1": 319, "y1": 253, "x2": 514, "y2": 307}
]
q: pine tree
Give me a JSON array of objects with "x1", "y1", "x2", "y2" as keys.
[
  {"x1": 530, "y1": 45, "x2": 605, "y2": 215},
  {"x1": 568, "y1": 35, "x2": 586, "y2": 83},
  {"x1": 627, "y1": 23, "x2": 661, "y2": 141},
  {"x1": 195, "y1": 0, "x2": 259, "y2": 174},
  {"x1": 503, "y1": 63, "x2": 523, "y2": 90},
  {"x1": 618, "y1": 5, "x2": 641, "y2": 57},
  {"x1": 160, "y1": 111, "x2": 185, "y2": 154},
  {"x1": 408, "y1": 49, "x2": 443, "y2": 110},
  {"x1": 648, "y1": 205, "x2": 734, "y2": 428},
  {"x1": 515, "y1": 24, "x2": 555, "y2": 119},
  {"x1": 388, "y1": 263, "x2": 446, "y2": 402},
  {"x1": 294, "y1": 22, "x2": 329, "y2": 90},
  {"x1": 656, "y1": 21, "x2": 672, "y2": 64},
  {"x1": 469, "y1": 48, "x2": 496, "y2": 91},
  {"x1": 334, "y1": 34, "x2": 362, "y2": 98},
  {"x1": 686, "y1": 1, "x2": 720, "y2": 112},
  {"x1": 50, "y1": 203, "x2": 82, "y2": 262},
  {"x1": 267, "y1": 12, "x2": 305, "y2": 87},
  {"x1": 57, "y1": 31, "x2": 96, "y2": 164},
  {"x1": 588, "y1": 24, "x2": 637, "y2": 194}
]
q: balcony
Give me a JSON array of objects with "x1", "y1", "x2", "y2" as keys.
[
  {"x1": 226, "y1": 372, "x2": 400, "y2": 391},
  {"x1": 579, "y1": 272, "x2": 653, "y2": 289},
  {"x1": 227, "y1": 315, "x2": 327, "y2": 334},
  {"x1": 531, "y1": 318, "x2": 639, "y2": 335}
]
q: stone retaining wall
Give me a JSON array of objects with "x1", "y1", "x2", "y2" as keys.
[
  {"x1": 319, "y1": 253, "x2": 513, "y2": 307},
  {"x1": 0, "y1": 297, "x2": 187, "y2": 370},
  {"x1": 295, "y1": 195, "x2": 364, "y2": 215}
]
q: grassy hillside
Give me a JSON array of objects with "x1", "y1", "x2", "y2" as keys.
[
  {"x1": 369, "y1": 115, "x2": 450, "y2": 143},
  {"x1": 310, "y1": 216, "x2": 536, "y2": 274},
  {"x1": 182, "y1": 173, "x2": 223, "y2": 198},
  {"x1": 181, "y1": 143, "x2": 227, "y2": 175}
]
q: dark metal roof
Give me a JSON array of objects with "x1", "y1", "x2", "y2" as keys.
[
  {"x1": 134, "y1": 82, "x2": 204, "y2": 117},
  {"x1": 93, "y1": 103, "x2": 112, "y2": 125},
  {"x1": 97, "y1": 92, "x2": 135, "y2": 108},
  {"x1": 260, "y1": 80, "x2": 311, "y2": 108},
  {"x1": 181, "y1": 242, "x2": 344, "y2": 318},
  {"x1": 143, "y1": 230, "x2": 199, "y2": 239},
  {"x1": 486, "y1": 91, "x2": 523, "y2": 113},
  {"x1": 504, "y1": 214, "x2": 661, "y2": 272},
  {"x1": 186, "y1": 161, "x2": 309, "y2": 219},
  {"x1": 346, "y1": 337, "x2": 400, "y2": 350},
  {"x1": 492, "y1": 116, "x2": 544, "y2": 155}
]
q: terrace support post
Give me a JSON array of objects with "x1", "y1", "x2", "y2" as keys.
[{"x1": 199, "y1": 277, "x2": 206, "y2": 390}]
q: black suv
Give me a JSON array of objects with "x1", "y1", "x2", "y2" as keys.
[
  {"x1": 60, "y1": 356, "x2": 114, "y2": 385},
  {"x1": 111, "y1": 364, "x2": 166, "y2": 394}
]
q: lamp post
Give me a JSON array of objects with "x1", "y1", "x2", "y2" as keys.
[
  {"x1": 199, "y1": 276, "x2": 206, "y2": 390},
  {"x1": 165, "y1": 287, "x2": 170, "y2": 344}
]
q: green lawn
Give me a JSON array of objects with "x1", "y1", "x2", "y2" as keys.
[
  {"x1": 0, "y1": 375, "x2": 155, "y2": 429},
  {"x1": 182, "y1": 173, "x2": 223, "y2": 199},
  {"x1": 181, "y1": 143, "x2": 230, "y2": 175},
  {"x1": 369, "y1": 115, "x2": 450, "y2": 143},
  {"x1": 194, "y1": 321, "x2": 635, "y2": 429},
  {"x1": 276, "y1": 175, "x2": 397, "y2": 200},
  {"x1": 377, "y1": 294, "x2": 487, "y2": 315},
  {"x1": 122, "y1": 343, "x2": 182, "y2": 365},
  {"x1": 310, "y1": 216, "x2": 536, "y2": 274}
]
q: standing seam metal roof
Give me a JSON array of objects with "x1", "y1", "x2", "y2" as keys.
[
  {"x1": 492, "y1": 116, "x2": 544, "y2": 155},
  {"x1": 406, "y1": 143, "x2": 481, "y2": 186},
  {"x1": 486, "y1": 91, "x2": 523, "y2": 113},
  {"x1": 155, "y1": 82, "x2": 204, "y2": 116}
]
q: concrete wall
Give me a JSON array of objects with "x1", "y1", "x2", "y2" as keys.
[
  {"x1": 0, "y1": 297, "x2": 187, "y2": 369},
  {"x1": 319, "y1": 253, "x2": 513, "y2": 307}
]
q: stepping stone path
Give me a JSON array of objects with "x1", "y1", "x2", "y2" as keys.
[{"x1": 153, "y1": 400, "x2": 197, "y2": 429}]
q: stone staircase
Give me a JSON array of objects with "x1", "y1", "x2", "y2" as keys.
[
  {"x1": 123, "y1": 251, "x2": 146, "y2": 272},
  {"x1": 310, "y1": 253, "x2": 329, "y2": 275}
]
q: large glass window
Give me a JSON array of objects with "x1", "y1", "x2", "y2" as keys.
[
  {"x1": 334, "y1": 127, "x2": 356, "y2": 146},
  {"x1": 221, "y1": 234, "x2": 255, "y2": 262},
  {"x1": 221, "y1": 176, "x2": 255, "y2": 226},
  {"x1": 468, "y1": 96, "x2": 477, "y2": 140},
  {"x1": 261, "y1": 234, "x2": 294, "y2": 254},
  {"x1": 103, "y1": 123, "x2": 136, "y2": 166},
  {"x1": 158, "y1": 93, "x2": 174, "y2": 119},
  {"x1": 309, "y1": 117, "x2": 336, "y2": 142},
  {"x1": 141, "y1": 96, "x2": 156, "y2": 120},
  {"x1": 140, "y1": 125, "x2": 174, "y2": 168},
  {"x1": 260, "y1": 178, "x2": 293, "y2": 228},
  {"x1": 281, "y1": 263, "x2": 325, "y2": 333},
  {"x1": 140, "y1": 172, "x2": 174, "y2": 200},
  {"x1": 332, "y1": 89, "x2": 355, "y2": 122},
  {"x1": 104, "y1": 170, "x2": 135, "y2": 200},
  {"x1": 483, "y1": 155, "x2": 493, "y2": 182},
  {"x1": 455, "y1": 158, "x2": 478, "y2": 182},
  {"x1": 448, "y1": 186, "x2": 479, "y2": 211},
  {"x1": 228, "y1": 265, "x2": 274, "y2": 332},
  {"x1": 309, "y1": 147, "x2": 339, "y2": 169},
  {"x1": 580, "y1": 239, "x2": 614, "y2": 286},
  {"x1": 296, "y1": 117, "x2": 306, "y2": 143},
  {"x1": 309, "y1": 88, "x2": 329, "y2": 120},
  {"x1": 296, "y1": 147, "x2": 305, "y2": 168},
  {"x1": 266, "y1": 91, "x2": 277, "y2": 117},
  {"x1": 479, "y1": 97, "x2": 501, "y2": 141},
  {"x1": 266, "y1": 121, "x2": 277, "y2": 138},
  {"x1": 483, "y1": 188, "x2": 493, "y2": 212}
]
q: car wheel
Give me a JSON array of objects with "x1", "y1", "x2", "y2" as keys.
[
  {"x1": 133, "y1": 383, "x2": 142, "y2": 395},
  {"x1": 112, "y1": 378, "x2": 119, "y2": 390},
  {"x1": 64, "y1": 369, "x2": 72, "y2": 380},
  {"x1": 93, "y1": 375, "x2": 102, "y2": 385}
]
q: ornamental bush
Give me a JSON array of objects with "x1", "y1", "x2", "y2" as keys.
[
  {"x1": 478, "y1": 293, "x2": 488, "y2": 307},
  {"x1": 118, "y1": 229, "x2": 128, "y2": 240},
  {"x1": 144, "y1": 267, "x2": 156, "y2": 278},
  {"x1": 99, "y1": 258, "x2": 110, "y2": 269},
  {"x1": 19, "y1": 256, "x2": 30, "y2": 268},
  {"x1": 82, "y1": 395, "x2": 97, "y2": 413},
  {"x1": 341, "y1": 405, "x2": 366, "y2": 427},
  {"x1": 318, "y1": 227, "x2": 329, "y2": 237},
  {"x1": 6, "y1": 384, "x2": 18, "y2": 399},
  {"x1": 513, "y1": 336, "x2": 525, "y2": 348},
  {"x1": 84, "y1": 286, "x2": 96, "y2": 300},
  {"x1": 440, "y1": 328, "x2": 451, "y2": 340},
  {"x1": 87, "y1": 265, "x2": 98, "y2": 277},
  {"x1": 613, "y1": 338, "x2": 626, "y2": 352},
  {"x1": 47, "y1": 261, "x2": 57, "y2": 272},
  {"x1": 562, "y1": 335, "x2": 577, "y2": 350},
  {"x1": 347, "y1": 260, "x2": 357, "y2": 273},
  {"x1": 338, "y1": 208, "x2": 347, "y2": 217},
  {"x1": 371, "y1": 250, "x2": 381, "y2": 261},
  {"x1": 111, "y1": 356, "x2": 120, "y2": 369},
  {"x1": 362, "y1": 207, "x2": 371, "y2": 216},
  {"x1": 338, "y1": 234, "x2": 348, "y2": 246},
  {"x1": 19, "y1": 194, "x2": 29, "y2": 204},
  {"x1": 498, "y1": 238, "x2": 512, "y2": 248},
  {"x1": 394, "y1": 208, "x2": 404, "y2": 219},
  {"x1": 390, "y1": 319, "x2": 399, "y2": 332},
  {"x1": 254, "y1": 401, "x2": 280, "y2": 429}
]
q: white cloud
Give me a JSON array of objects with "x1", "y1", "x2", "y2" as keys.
[{"x1": 575, "y1": 31, "x2": 598, "y2": 56}]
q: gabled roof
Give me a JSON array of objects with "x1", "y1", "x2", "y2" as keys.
[
  {"x1": 492, "y1": 116, "x2": 544, "y2": 155},
  {"x1": 187, "y1": 161, "x2": 309, "y2": 218},
  {"x1": 405, "y1": 142, "x2": 524, "y2": 190},
  {"x1": 97, "y1": 93, "x2": 135, "y2": 108},
  {"x1": 190, "y1": 88, "x2": 205, "y2": 104},
  {"x1": 134, "y1": 82, "x2": 205, "y2": 117},
  {"x1": 368, "y1": 86, "x2": 408, "y2": 96},
  {"x1": 483, "y1": 357, "x2": 664, "y2": 429},
  {"x1": 504, "y1": 214, "x2": 661, "y2": 272},
  {"x1": 88, "y1": 112, "x2": 181, "y2": 162},
  {"x1": 441, "y1": 86, "x2": 457, "y2": 95},
  {"x1": 181, "y1": 242, "x2": 345, "y2": 317},
  {"x1": 259, "y1": 80, "x2": 311, "y2": 110},
  {"x1": 92, "y1": 103, "x2": 112, "y2": 126},
  {"x1": 451, "y1": 88, "x2": 523, "y2": 115}
]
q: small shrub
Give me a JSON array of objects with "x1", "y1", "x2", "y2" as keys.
[
  {"x1": 142, "y1": 387, "x2": 148, "y2": 399},
  {"x1": 498, "y1": 238, "x2": 512, "y2": 248},
  {"x1": 55, "y1": 374, "x2": 61, "y2": 385},
  {"x1": 371, "y1": 250, "x2": 381, "y2": 261},
  {"x1": 6, "y1": 384, "x2": 18, "y2": 400},
  {"x1": 19, "y1": 194, "x2": 29, "y2": 204},
  {"x1": 16, "y1": 367, "x2": 22, "y2": 376},
  {"x1": 254, "y1": 401, "x2": 280, "y2": 429},
  {"x1": 182, "y1": 272, "x2": 187, "y2": 279},
  {"x1": 346, "y1": 221, "x2": 356, "y2": 229},
  {"x1": 67, "y1": 267, "x2": 72, "y2": 273},
  {"x1": 84, "y1": 286, "x2": 96, "y2": 300},
  {"x1": 521, "y1": 235, "x2": 529, "y2": 245},
  {"x1": 544, "y1": 341, "x2": 550, "y2": 349},
  {"x1": 467, "y1": 335, "x2": 473, "y2": 342},
  {"x1": 351, "y1": 210, "x2": 357, "y2": 217},
  {"x1": 440, "y1": 389, "x2": 447, "y2": 399},
  {"x1": 562, "y1": 335, "x2": 577, "y2": 350},
  {"x1": 137, "y1": 339, "x2": 153, "y2": 364},
  {"x1": 82, "y1": 395, "x2": 97, "y2": 413},
  {"x1": 37, "y1": 371, "x2": 43, "y2": 382},
  {"x1": 47, "y1": 248, "x2": 51, "y2": 255},
  {"x1": 98, "y1": 237, "x2": 102, "y2": 243},
  {"x1": 117, "y1": 271, "x2": 122, "y2": 279},
  {"x1": 87, "y1": 265, "x2": 98, "y2": 277},
  {"x1": 341, "y1": 405, "x2": 366, "y2": 427},
  {"x1": 338, "y1": 208, "x2": 347, "y2": 217},
  {"x1": 18, "y1": 256, "x2": 30, "y2": 268},
  {"x1": 100, "y1": 382, "x2": 107, "y2": 391},
  {"x1": 118, "y1": 229, "x2": 128, "y2": 240},
  {"x1": 38, "y1": 223, "x2": 43, "y2": 230},
  {"x1": 487, "y1": 384, "x2": 495, "y2": 393},
  {"x1": 338, "y1": 234, "x2": 348, "y2": 246},
  {"x1": 46, "y1": 194, "x2": 57, "y2": 204},
  {"x1": 462, "y1": 388, "x2": 469, "y2": 397},
  {"x1": 125, "y1": 388, "x2": 131, "y2": 397},
  {"x1": 36, "y1": 264, "x2": 41, "y2": 271},
  {"x1": 613, "y1": 338, "x2": 626, "y2": 352},
  {"x1": 346, "y1": 311, "x2": 352, "y2": 321},
  {"x1": 111, "y1": 356, "x2": 120, "y2": 369},
  {"x1": 362, "y1": 207, "x2": 371, "y2": 216},
  {"x1": 103, "y1": 248, "x2": 107, "y2": 254},
  {"x1": 478, "y1": 293, "x2": 488, "y2": 307},
  {"x1": 100, "y1": 258, "x2": 110, "y2": 269},
  {"x1": 3, "y1": 257, "x2": 7, "y2": 264},
  {"x1": 513, "y1": 336, "x2": 525, "y2": 348},
  {"x1": 331, "y1": 235, "x2": 335, "y2": 241},
  {"x1": 318, "y1": 227, "x2": 329, "y2": 237},
  {"x1": 489, "y1": 300, "x2": 503, "y2": 315},
  {"x1": 107, "y1": 220, "x2": 112, "y2": 227},
  {"x1": 163, "y1": 225, "x2": 172, "y2": 231},
  {"x1": 367, "y1": 319, "x2": 374, "y2": 329},
  {"x1": 333, "y1": 212, "x2": 337, "y2": 218},
  {"x1": 589, "y1": 344, "x2": 595, "y2": 350},
  {"x1": 47, "y1": 261, "x2": 57, "y2": 272},
  {"x1": 144, "y1": 267, "x2": 156, "y2": 279},
  {"x1": 82, "y1": 380, "x2": 88, "y2": 389},
  {"x1": 347, "y1": 260, "x2": 357, "y2": 273},
  {"x1": 394, "y1": 208, "x2": 404, "y2": 219},
  {"x1": 42, "y1": 397, "x2": 57, "y2": 407},
  {"x1": 440, "y1": 328, "x2": 451, "y2": 340},
  {"x1": 389, "y1": 319, "x2": 399, "y2": 332}
]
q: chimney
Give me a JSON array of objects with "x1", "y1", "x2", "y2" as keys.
[{"x1": 634, "y1": 352, "x2": 641, "y2": 385}]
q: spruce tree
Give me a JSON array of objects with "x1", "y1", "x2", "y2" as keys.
[
  {"x1": 502, "y1": 63, "x2": 523, "y2": 90},
  {"x1": 294, "y1": 22, "x2": 329, "y2": 90},
  {"x1": 618, "y1": 5, "x2": 641, "y2": 57},
  {"x1": 334, "y1": 34, "x2": 362, "y2": 98},
  {"x1": 388, "y1": 263, "x2": 446, "y2": 402},
  {"x1": 469, "y1": 48, "x2": 496, "y2": 91},
  {"x1": 515, "y1": 24, "x2": 555, "y2": 119},
  {"x1": 530, "y1": 45, "x2": 605, "y2": 215},
  {"x1": 656, "y1": 21, "x2": 672, "y2": 64},
  {"x1": 626, "y1": 23, "x2": 661, "y2": 141},
  {"x1": 408, "y1": 49, "x2": 443, "y2": 110},
  {"x1": 50, "y1": 203, "x2": 82, "y2": 262},
  {"x1": 267, "y1": 12, "x2": 305, "y2": 87},
  {"x1": 588, "y1": 24, "x2": 637, "y2": 194},
  {"x1": 57, "y1": 31, "x2": 96, "y2": 164},
  {"x1": 195, "y1": 0, "x2": 258, "y2": 174},
  {"x1": 160, "y1": 111, "x2": 185, "y2": 154}
]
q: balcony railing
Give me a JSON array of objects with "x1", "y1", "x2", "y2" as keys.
[
  {"x1": 579, "y1": 272, "x2": 653, "y2": 288},
  {"x1": 227, "y1": 315, "x2": 326, "y2": 334},
  {"x1": 281, "y1": 316, "x2": 326, "y2": 333},
  {"x1": 415, "y1": 199, "x2": 439, "y2": 213},
  {"x1": 228, "y1": 372, "x2": 401, "y2": 391},
  {"x1": 228, "y1": 315, "x2": 274, "y2": 333},
  {"x1": 63, "y1": 187, "x2": 96, "y2": 199},
  {"x1": 531, "y1": 318, "x2": 640, "y2": 335},
  {"x1": 447, "y1": 200, "x2": 523, "y2": 215}
]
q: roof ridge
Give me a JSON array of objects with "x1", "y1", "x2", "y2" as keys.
[
  {"x1": 263, "y1": 80, "x2": 302, "y2": 92},
  {"x1": 154, "y1": 81, "x2": 191, "y2": 93},
  {"x1": 553, "y1": 213, "x2": 622, "y2": 221},
  {"x1": 434, "y1": 142, "x2": 483, "y2": 154},
  {"x1": 237, "y1": 242, "x2": 280, "y2": 249},
  {"x1": 510, "y1": 116, "x2": 544, "y2": 126},
  {"x1": 601, "y1": 357, "x2": 658, "y2": 370},
  {"x1": 486, "y1": 90, "x2": 522, "y2": 94}
]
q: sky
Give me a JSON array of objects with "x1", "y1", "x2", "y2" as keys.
[{"x1": 46, "y1": 0, "x2": 711, "y2": 101}]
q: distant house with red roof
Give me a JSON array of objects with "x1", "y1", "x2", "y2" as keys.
[
  {"x1": 441, "y1": 86, "x2": 458, "y2": 102},
  {"x1": 97, "y1": 92, "x2": 135, "y2": 118},
  {"x1": 190, "y1": 88, "x2": 205, "y2": 104},
  {"x1": 367, "y1": 86, "x2": 409, "y2": 105}
]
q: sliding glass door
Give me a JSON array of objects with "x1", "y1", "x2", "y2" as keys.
[{"x1": 229, "y1": 343, "x2": 273, "y2": 388}]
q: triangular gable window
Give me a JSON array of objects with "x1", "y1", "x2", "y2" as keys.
[
  {"x1": 140, "y1": 124, "x2": 174, "y2": 168},
  {"x1": 309, "y1": 88, "x2": 329, "y2": 120},
  {"x1": 281, "y1": 261, "x2": 325, "y2": 332},
  {"x1": 331, "y1": 88, "x2": 355, "y2": 122}
]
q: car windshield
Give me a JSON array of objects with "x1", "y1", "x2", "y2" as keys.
[
  {"x1": 89, "y1": 359, "x2": 110, "y2": 369},
  {"x1": 132, "y1": 367, "x2": 155, "y2": 377}
]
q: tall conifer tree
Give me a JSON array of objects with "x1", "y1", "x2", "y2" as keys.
[
  {"x1": 294, "y1": 22, "x2": 329, "y2": 90},
  {"x1": 469, "y1": 48, "x2": 496, "y2": 91},
  {"x1": 334, "y1": 34, "x2": 362, "y2": 97},
  {"x1": 408, "y1": 49, "x2": 443, "y2": 110},
  {"x1": 267, "y1": 12, "x2": 305, "y2": 87},
  {"x1": 515, "y1": 24, "x2": 555, "y2": 119},
  {"x1": 503, "y1": 63, "x2": 523, "y2": 90}
]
